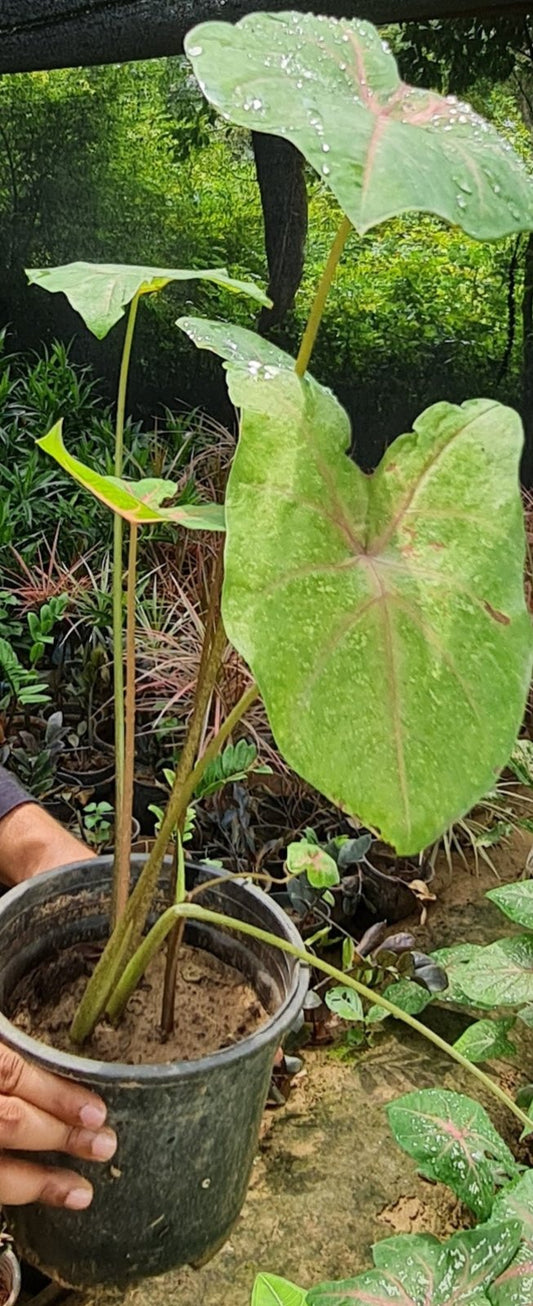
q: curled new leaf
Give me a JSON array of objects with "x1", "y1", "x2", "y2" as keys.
[
  {"x1": 37, "y1": 422, "x2": 225, "y2": 532},
  {"x1": 179, "y1": 317, "x2": 532, "y2": 855},
  {"x1": 27, "y1": 261, "x2": 270, "y2": 338},
  {"x1": 186, "y1": 12, "x2": 533, "y2": 238}
]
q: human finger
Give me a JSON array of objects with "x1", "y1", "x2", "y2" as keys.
[
  {"x1": 0, "y1": 1046, "x2": 108, "y2": 1130},
  {"x1": 0, "y1": 1156, "x2": 94, "y2": 1209}
]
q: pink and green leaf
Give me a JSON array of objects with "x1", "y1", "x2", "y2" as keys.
[
  {"x1": 186, "y1": 12, "x2": 533, "y2": 239},
  {"x1": 179, "y1": 317, "x2": 532, "y2": 855}
]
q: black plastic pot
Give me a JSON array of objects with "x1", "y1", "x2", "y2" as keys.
[{"x1": 0, "y1": 856, "x2": 307, "y2": 1289}]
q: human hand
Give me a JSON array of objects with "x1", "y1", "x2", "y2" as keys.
[
  {"x1": 0, "y1": 1044, "x2": 116, "y2": 1208},
  {"x1": 0, "y1": 804, "x2": 95, "y2": 887}
]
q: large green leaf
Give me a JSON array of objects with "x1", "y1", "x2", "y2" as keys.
[
  {"x1": 387, "y1": 1089, "x2": 519, "y2": 1219},
  {"x1": 448, "y1": 936, "x2": 533, "y2": 1008},
  {"x1": 453, "y1": 1019, "x2": 516, "y2": 1065},
  {"x1": 308, "y1": 1223, "x2": 521, "y2": 1305},
  {"x1": 487, "y1": 881, "x2": 533, "y2": 931},
  {"x1": 431, "y1": 944, "x2": 493, "y2": 1008},
  {"x1": 185, "y1": 12, "x2": 533, "y2": 239},
  {"x1": 27, "y1": 261, "x2": 269, "y2": 338},
  {"x1": 252, "y1": 1274, "x2": 307, "y2": 1306},
  {"x1": 178, "y1": 317, "x2": 532, "y2": 855},
  {"x1": 490, "y1": 1172, "x2": 533, "y2": 1306},
  {"x1": 37, "y1": 421, "x2": 225, "y2": 531}
]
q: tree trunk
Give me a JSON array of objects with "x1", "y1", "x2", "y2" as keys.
[
  {"x1": 252, "y1": 135, "x2": 308, "y2": 331},
  {"x1": 0, "y1": 0, "x2": 529, "y2": 74}
]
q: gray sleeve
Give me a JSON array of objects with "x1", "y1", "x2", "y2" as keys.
[{"x1": 0, "y1": 766, "x2": 35, "y2": 820}]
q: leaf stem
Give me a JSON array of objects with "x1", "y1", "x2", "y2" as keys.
[
  {"x1": 295, "y1": 215, "x2": 352, "y2": 378},
  {"x1": 112, "y1": 522, "x2": 138, "y2": 925},
  {"x1": 111, "y1": 293, "x2": 139, "y2": 929},
  {"x1": 106, "y1": 902, "x2": 533, "y2": 1134}
]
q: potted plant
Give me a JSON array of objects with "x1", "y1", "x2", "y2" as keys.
[{"x1": 0, "y1": 11, "x2": 532, "y2": 1291}]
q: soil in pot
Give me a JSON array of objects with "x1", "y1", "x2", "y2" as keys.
[{"x1": 10, "y1": 943, "x2": 268, "y2": 1065}]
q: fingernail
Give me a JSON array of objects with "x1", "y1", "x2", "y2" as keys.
[
  {"x1": 65, "y1": 1188, "x2": 93, "y2": 1210},
  {"x1": 79, "y1": 1103, "x2": 107, "y2": 1129},
  {"x1": 90, "y1": 1131, "x2": 117, "y2": 1161}
]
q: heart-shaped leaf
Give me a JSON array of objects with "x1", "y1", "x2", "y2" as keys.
[
  {"x1": 387, "y1": 1089, "x2": 519, "y2": 1219},
  {"x1": 186, "y1": 12, "x2": 533, "y2": 239},
  {"x1": 487, "y1": 881, "x2": 533, "y2": 931},
  {"x1": 27, "y1": 261, "x2": 270, "y2": 338},
  {"x1": 451, "y1": 936, "x2": 533, "y2": 1008},
  {"x1": 252, "y1": 1274, "x2": 307, "y2": 1306},
  {"x1": 453, "y1": 1018, "x2": 516, "y2": 1065},
  {"x1": 308, "y1": 1222, "x2": 521, "y2": 1305},
  {"x1": 490, "y1": 1172, "x2": 533, "y2": 1306},
  {"x1": 286, "y1": 840, "x2": 340, "y2": 888},
  {"x1": 37, "y1": 421, "x2": 225, "y2": 532},
  {"x1": 178, "y1": 317, "x2": 532, "y2": 855}
]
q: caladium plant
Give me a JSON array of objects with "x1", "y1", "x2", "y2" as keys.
[
  {"x1": 250, "y1": 1222, "x2": 523, "y2": 1306},
  {"x1": 29, "y1": 12, "x2": 533, "y2": 1147}
]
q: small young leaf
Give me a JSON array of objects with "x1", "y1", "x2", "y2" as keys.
[
  {"x1": 27, "y1": 261, "x2": 270, "y2": 338},
  {"x1": 286, "y1": 841, "x2": 340, "y2": 889},
  {"x1": 342, "y1": 937, "x2": 355, "y2": 971},
  {"x1": 37, "y1": 422, "x2": 225, "y2": 531},
  {"x1": 252, "y1": 1273, "x2": 307, "y2": 1306},
  {"x1": 490, "y1": 1172, "x2": 533, "y2": 1306},
  {"x1": 308, "y1": 1222, "x2": 521, "y2": 1305},
  {"x1": 325, "y1": 987, "x2": 364, "y2": 1023},
  {"x1": 387, "y1": 1089, "x2": 519, "y2": 1219},
  {"x1": 487, "y1": 881, "x2": 533, "y2": 932},
  {"x1": 453, "y1": 1018, "x2": 516, "y2": 1065},
  {"x1": 336, "y1": 834, "x2": 372, "y2": 870}
]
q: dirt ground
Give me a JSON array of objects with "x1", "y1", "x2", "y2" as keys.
[{"x1": 82, "y1": 830, "x2": 533, "y2": 1306}]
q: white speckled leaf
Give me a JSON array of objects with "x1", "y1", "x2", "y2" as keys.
[
  {"x1": 490, "y1": 1172, "x2": 533, "y2": 1306},
  {"x1": 387, "y1": 1090, "x2": 519, "y2": 1220},
  {"x1": 186, "y1": 11, "x2": 533, "y2": 238},
  {"x1": 178, "y1": 317, "x2": 532, "y2": 855},
  {"x1": 27, "y1": 261, "x2": 269, "y2": 338},
  {"x1": 450, "y1": 936, "x2": 533, "y2": 1008},
  {"x1": 308, "y1": 1223, "x2": 521, "y2": 1305}
]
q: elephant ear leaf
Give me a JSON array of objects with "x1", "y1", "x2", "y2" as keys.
[
  {"x1": 26, "y1": 261, "x2": 269, "y2": 337},
  {"x1": 308, "y1": 1223, "x2": 521, "y2": 1305},
  {"x1": 179, "y1": 317, "x2": 532, "y2": 855},
  {"x1": 490, "y1": 1172, "x2": 533, "y2": 1306},
  {"x1": 186, "y1": 12, "x2": 533, "y2": 238},
  {"x1": 252, "y1": 1274, "x2": 307, "y2": 1306},
  {"x1": 37, "y1": 421, "x2": 224, "y2": 531}
]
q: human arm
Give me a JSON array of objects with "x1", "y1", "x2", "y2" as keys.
[{"x1": 0, "y1": 765, "x2": 95, "y2": 886}]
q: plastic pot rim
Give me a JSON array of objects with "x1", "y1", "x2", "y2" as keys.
[{"x1": 0, "y1": 856, "x2": 309, "y2": 1086}]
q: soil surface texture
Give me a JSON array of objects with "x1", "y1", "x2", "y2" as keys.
[{"x1": 11, "y1": 945, "x2": 267, "y2": 1065}]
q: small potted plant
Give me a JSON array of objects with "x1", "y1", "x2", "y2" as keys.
[{"x1": 0, "y1": 12, "x2": 532, "y2": 1291}]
